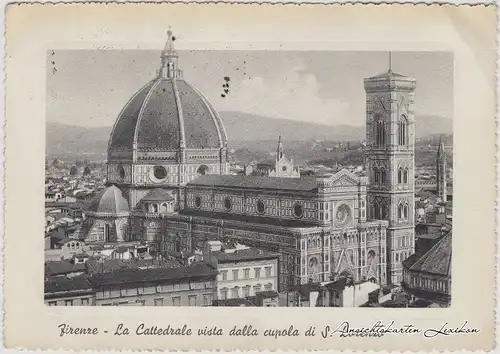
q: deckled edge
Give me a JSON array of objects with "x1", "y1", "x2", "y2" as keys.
[
  {"x1": 1, "y1": 1, "x2": 498, "y2": 353},
  {"x1": 1, "y1": 1, "x2": 499, "y2": 6}
]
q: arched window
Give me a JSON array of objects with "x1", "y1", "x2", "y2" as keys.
[
  {"x1": 374, "y1": 116, "x2": 386, "y2": 146},
  {"x1": 403, "y1": 204, "x2": 409, "y2": 219},
  {"x1": 403, "y1": 168, "x2": 409, "y2": 184},
  {"x1": 380, "y1": 168, "x2": 386, "y2": 185},
  {"x1": 373, "y1": 202, "x2": 379, "y2": 219},
  {"x1": 398, "y1": 168, "x2": 403, "y2": 184},
  {"x1": 398, "y1": 116, "x2": 408, "y2": 146},
  {"x1": 374, "y1": 202, "x2": 384, "y2": 220},
  {"x1": 398, "y1": 204, "x2": 404, "y2": 219},
  {"x1": 373, "y1": 167, "x2": 379, "y2": 184}
]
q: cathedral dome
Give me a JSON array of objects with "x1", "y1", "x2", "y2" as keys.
[
  {"x1": 87, "y1": 185, "x2": 130, "y2": 215},
  {"x1": 108, "y1": 30, "x2": 227, "y2": 157}
]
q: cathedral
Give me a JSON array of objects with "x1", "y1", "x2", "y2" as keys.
[{"x1": 80, "y1": 30, "x2": 416, "y2": 291}]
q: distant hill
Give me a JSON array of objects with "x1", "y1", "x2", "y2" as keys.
[
  {"x1": 46, "y1": 123, "x2": 110, "y2": 159},
  {"x1": 46, "y1": 112, "x2": 452, "y2": 158},
  {"x1": 220, "y1": 111, "x2": 364, "y2": 142},
  {"x1": 414, "y1": 115, "x2": 453, "y2": 138}
]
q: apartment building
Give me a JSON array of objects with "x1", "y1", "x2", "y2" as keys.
[{"x1": 204, "y1": 241, "x2": 279, "y2": 300}]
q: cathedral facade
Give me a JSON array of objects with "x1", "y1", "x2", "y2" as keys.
[{"x1": 82, "y1": 32, "x2": 416, "y2": 291}]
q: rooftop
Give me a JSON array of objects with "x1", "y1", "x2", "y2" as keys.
[
  {"x1": 187, "y1": 174, "x2": 319, "y2": 192},
  {"x1": 141, "y1": 188, "x2": 175, "y2": 202},
  {"x1": 403, "y1": 231, "x2": 452, "y2": 277},
  {"x1": 45, "y1": 260, "x2": 86, "y2": 277},
  {"x1": 179, "y1": 209, "x2": 317, "y2": 228},
  {"x1": 256, "y1": 290, "x2": 279, "y2": 299},
  {"x1": 90, "y1": 262, "x2": 218, "y2": 289},
  {"x1": 85, "y1": 257, "x2": 182, "y2": 275},
  {"x1": 212, "y1": 248, "x2": 279, "y2": 263},
  {"x1": 213, "y1": 298, "x2": 256, "y2": 307},
  {"x1": 45, "y1": 276, "x2": 93, "y2": 295}
]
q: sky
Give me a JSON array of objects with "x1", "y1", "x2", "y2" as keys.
[{"x1": 46, "y1": 50, "x2": 453, "y2": 128}]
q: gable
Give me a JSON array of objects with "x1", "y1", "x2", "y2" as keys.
[{"x1": 330, "y1": 169, "x2": 359, "y2": 187}]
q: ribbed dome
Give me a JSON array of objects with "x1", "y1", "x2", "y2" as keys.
[
  {"x1": 87, "y1": 185, "x2": 129, "y2": 215},
  {"x1": 109, "y1": 78, "x2": 227, "y2": 154}
]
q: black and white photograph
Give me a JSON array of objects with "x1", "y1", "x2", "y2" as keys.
[{"x1": 43, "y1": 29, "x2": 454, "y2": 308}]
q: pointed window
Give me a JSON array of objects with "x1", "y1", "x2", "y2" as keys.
[
  {"x1": 398, "y1": 115, "x2": 408, "y2": 146},
  {"x1": 398, "y1": 168, "x2": 403, "y2": 184},
  {"x1": 403, "y1": 168, "x2": 409, "y2": 184},
  {"x1": 373, "y1": 167, "x2": 379, "y2": 184},
  {"x1": 398, "y1": 204, "x2": 404, "y2": 219},
  {"x1": 380, "y1": 168, "x2": 386, "y2": 185},
  {"x1": 374, "y1": 116, "x2": 386, "y2": 146},
  {"x1": 403, "y1": 204, "x2": 409, "y2": 219}
]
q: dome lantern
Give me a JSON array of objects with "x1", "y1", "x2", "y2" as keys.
[{"x1": 159, "y1": 27, "x2": 182, "y2": 79}]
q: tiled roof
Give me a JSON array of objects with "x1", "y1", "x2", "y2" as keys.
[
  {"x1": 255, "y1": 290, "x2": 279, "y2": 299},
  {"x1": 323, "y1": 277, "x2": 347, "y2": 291},
  {"x1": 109, "y1": 78, "x2": 227, "y2": 153},
  {"x1": 45, "y1": 276, "x2": 92, "y2": 294},
  {"x1": 87, "y1": 185, "x2": 129, "y2": 214},
  {"x1": 90, "y1": 263, "x2": 218, "y2": 289},
  {"x1": 187, "y1": 175, "x2": 319, "y2": 192},
  {"x1": 85, "y1": 257, "x2": 182, "y2": 275},
  {"x1": 141, "y1": 188, "x2": 175, "y2": 202},
  {"x1": 179, "y1": 209, "x2": 317, "y2": 228},
  {"x1": 257, "y1": 159, "x2": 275, "y2": 166},
  {"x1": 406, "y1": 231, "x2": 452, "y2": 276},
  {"x1": 45, "y1": 260, "x2": 86, "y2": 277},
  {"x1": 213, "y1": 298, "x2": 256, "y2": 307},
  {"x1": 212, "y1": 248, "x2": 279, "y2": 263}
]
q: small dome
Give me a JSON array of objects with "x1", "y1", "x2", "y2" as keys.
[{"x1": 87, "y1": 185, "x2": 129, "y2": 215}]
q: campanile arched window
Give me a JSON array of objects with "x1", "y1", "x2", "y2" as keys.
[
  {"x1": 398, "y1": 115, "x2": 408, "y2": 146},
  {"x1": 380, "y1": 168, "x2": 387, "y2": 185},
  {"x1": 374, "y1": 115, "x2": 386, "y2": 146}
]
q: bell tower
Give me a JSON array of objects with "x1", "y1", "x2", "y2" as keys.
[
  {"x1": 364, "y1": 56, "x2": 417, "y2": 285},
  {"x1": 436, "y1": 136, "x2": 447, "y2": 202}
]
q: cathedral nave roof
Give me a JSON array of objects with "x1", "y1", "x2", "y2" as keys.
[{"x1": 187, "y1": 174, "x2": 319, "y2": 192}]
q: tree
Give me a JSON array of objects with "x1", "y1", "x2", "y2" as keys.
[
  {"x1": 69, "y1": 166, "x2": 78, "y2": 176},
  {"x1": 83, "y1": 166, "x2": 91, "y2": 176}
]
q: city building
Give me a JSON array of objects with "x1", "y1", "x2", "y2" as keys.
[
  {"x1": 90, "y1": 262, "x2": 218, "y2": 306},
  {"x1": 79, "y1": 30, "x2": 417, "y2": 292},
  {"x1": 401, "y1": 231, "x2": 451, "y2": 307},
  {"x1": 44, "y1": 276, "x2": 94, "y2": 306},
  {"x1": 204, "y1": 241, "x2": 279, "y2": 300}
]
